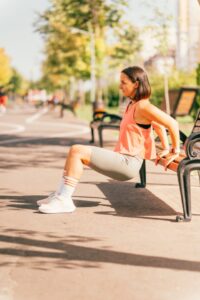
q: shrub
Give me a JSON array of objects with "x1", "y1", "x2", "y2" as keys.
[
  {"x1": 149, "y1": 68, "x2": 196, "y2": 108},
  {"x1": 107, "y1": 83, "x2": 120, "y2": 107}
]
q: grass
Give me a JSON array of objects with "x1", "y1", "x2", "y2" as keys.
[
  {"x1": 177, "y1": 115, "x2": 194, "y2": 124},
  {"x1": 76, "y1": 104, "x2": 119, "y2": 123}
]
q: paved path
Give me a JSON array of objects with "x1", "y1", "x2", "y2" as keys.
[{"x1": 0, "y1": 106, "x2": 200, "y2": 300}]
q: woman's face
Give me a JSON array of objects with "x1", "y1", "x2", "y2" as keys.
[{"x1": 120, "y1": 72, "x2": 138, "y2": 98}]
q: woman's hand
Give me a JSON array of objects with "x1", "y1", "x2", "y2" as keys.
[
  {"x1": 163, "y1": 152, "x2": 179, "y2": 171},
  {"x1": 155, "y1": 149, "x2": 170, "y2": 166},
  {"x1": 155, "y1": 149, "x2": 180, "y2": 171}
]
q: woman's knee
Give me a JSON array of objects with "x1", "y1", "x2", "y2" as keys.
[
  {"x1": 69, "y1": 144, "x2": 83, "y2": 156},
  {"x1": 69, "y1": 144, "x2": 91, "y2": 158}
]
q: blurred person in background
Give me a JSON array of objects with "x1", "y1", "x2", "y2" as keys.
[{"x1": 0, "y1": 89, "x2": 8, "y2": 114}]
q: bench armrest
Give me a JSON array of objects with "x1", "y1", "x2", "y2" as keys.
[
  {"x1": 101, "y1": 113, "x2": 122, "y2": 123},
  {"x1": 185, "y1": 132, "x2": 200, "y2": 159},
  {"x1": 92, "y1": 111, "x2": 108, "y2": 121}
]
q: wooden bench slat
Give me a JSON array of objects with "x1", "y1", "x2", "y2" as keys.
[{"x1": 156, "y1": 156, "x2": 185, "y2": 172}]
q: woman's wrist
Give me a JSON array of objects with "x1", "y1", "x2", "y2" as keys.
[
  {"x1": 162, "y1": 147, "x2": 170, "y2": 151},
  {"x1": 170, "y1": 147, "x2": 180, "y2": 154}
]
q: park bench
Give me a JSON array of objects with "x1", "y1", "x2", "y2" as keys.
[
  {"x1": 90, "y1": 111, "x2": 122, "y2": 145},
  {"x1": 47, "y1": 98, "x2": 78, "y2": 116},
  {"x1": 60, "y1": 100, "x2": 79, "y2": 117},
  {"x1": 137, "y1": 108, "x2": 200, "y2": 222},
  {"x1": 161, "y1": 86, "x2": 199, "y2": 118},
  {"x1": 89, "y1": 98, "x2": 130, "y2": 146}
]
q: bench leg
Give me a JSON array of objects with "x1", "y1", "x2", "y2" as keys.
[
  {"x1": 98, "y1": 126, "x2": 103, "y2": 147},
  {"x1": 136, "y1": 160, "x2": 146, "y2": 188},
  {"x1": 176, "y1": 159, "x2": 200, "y2": 222},
  {"x1": 90, "y1": 127, "x2": 95, "y2": 143},
  {"x1": 177, "y1": 159, "x2": 192, "y2": 222}
]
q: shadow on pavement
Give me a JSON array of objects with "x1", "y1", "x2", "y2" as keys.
[
  {"x1": 95, "y1": 181, "x2": 179, "y2": 222},
  {"x1": 0, "y1": 135, "x2": 90, "y2": 148},
  {"x1": 0, "y1": 151, "x2": 67, "y2": 170},
  {"x1": 0, "y1": 179, "x2": 179, "y2": 220},
  {"x1": 0, "y1": 136, "x2": 90, "y2": 170},
  {"x1": 0, "y1": 195, "x2": 100, "y2": 210},
  {"x1": 0, "y1": 228, "x2": 200, "y2": 272}
]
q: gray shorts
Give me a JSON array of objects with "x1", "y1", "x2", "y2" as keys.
[{"x1": 89, "y1": 146, "x2": 143, "y2": 181}]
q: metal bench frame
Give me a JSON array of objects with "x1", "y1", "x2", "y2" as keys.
[{"x1": 90, "y1": 112, "x2": 122, "y2": 146}]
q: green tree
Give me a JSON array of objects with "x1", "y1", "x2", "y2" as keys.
[
  {"x1": 110, "y1": 23, "x2": 142, "y2": 67},
  {"x1": 0, "y1": 48, "x2": 12, "y2": 87},
  {"x1": 37, "y1": 0, "x2": 140, "y2": 103},
  {"x1": 196, "y1": 63, "x2": 200, "y2": 86},
  {"x1": 8, "y1": 68, "x2": 23, "y2": 93}
]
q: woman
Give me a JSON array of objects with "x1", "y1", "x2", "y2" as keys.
[{"x1": 38, "y1": 66, "x2": 180, "y2": 214}]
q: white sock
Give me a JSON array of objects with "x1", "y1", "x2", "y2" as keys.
[
  {"x1": 57, "y1": 172, "x2": 78, "y2": 199},
  {"x1": 56, "y1": 177, "x2": 65, "y2": 195}
]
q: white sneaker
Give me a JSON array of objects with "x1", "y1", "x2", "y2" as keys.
[
  {"x1": 38, "y1": 194, "x2": 76, "y2": 214},
  {"x1": 37, "y1": 192, "x2": 56, "y2": 206}
]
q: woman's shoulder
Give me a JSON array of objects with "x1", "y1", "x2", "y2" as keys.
[
  {"x1": 136, "y1": 99, "x2": 151, "y2": 110},
  {"x1": 137, "y1": 100, "x2": 162, "y2": 118}
]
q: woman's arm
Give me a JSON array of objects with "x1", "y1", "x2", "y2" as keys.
[
  {"x1": 138, "y1": 101, "x2": 180, "y2": 150},
  {"x1": 151, "y1": 121, "x2": 169, "y2": 150},
  {"x1": 138, "y1": 100, "x2": 180, "y2": 169},
  {"x1": 151, "y1": 121, "x2": 170, "y2": 165}
]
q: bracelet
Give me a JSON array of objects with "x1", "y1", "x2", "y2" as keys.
[{"x1": 171, "y1": 147, "x2": 180, "y2": 154}]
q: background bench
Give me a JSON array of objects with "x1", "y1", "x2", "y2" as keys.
[
  {"x1": 161, "y1": 86, "x2": 199, "y2": 118},
  {"x1": 90, "y1": 111, "x2": 108, "y2": 143},
  {"x1": 90, "y1": 111, "x2": 122, "y2": 146},
  {"x1": 60, "y1": 100, "x2": 79, "y2": 117}
]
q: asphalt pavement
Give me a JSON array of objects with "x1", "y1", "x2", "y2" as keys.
[{"x1": 0, "y1": 105, "x2": 200, "y2": 300}]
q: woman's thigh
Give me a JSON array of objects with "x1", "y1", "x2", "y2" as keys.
[{"x1": 88, "y1": 146, "x2": 143, "y2": 181}]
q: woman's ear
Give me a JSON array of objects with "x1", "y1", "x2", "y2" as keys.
[{"x1": 134, "y1": 80, "x2": 139, "y2": 89}]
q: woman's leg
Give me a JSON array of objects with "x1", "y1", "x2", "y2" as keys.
[
  {"x1": 89, "y1": 147, "x2": 143, "y2": 181},
  {"x1": 38, "y1": 145, "x2": 142, "y2": 214},
  {"x1": 64, "y1": 144, "x2": 92, "y2": 179},
  {"x1": 38, "y1": 145, "x2": 92, "y2": 213}
]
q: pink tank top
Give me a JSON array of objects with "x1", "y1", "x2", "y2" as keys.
[{"x1": 114, "y1": 101, "x2": 156, "y2": 160}]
